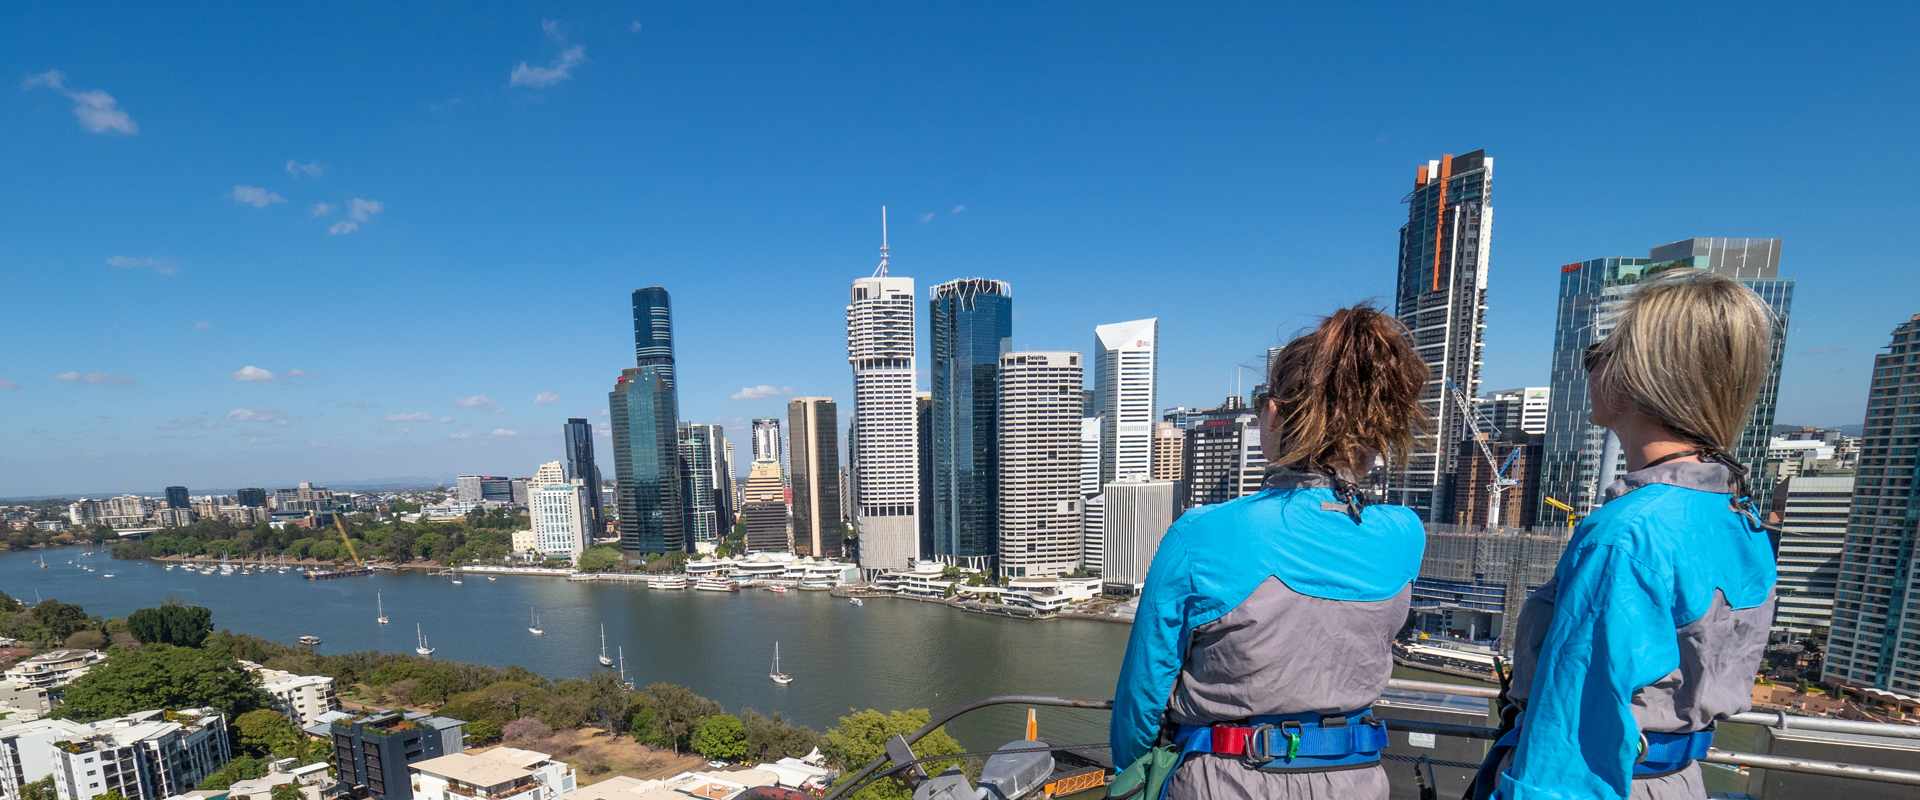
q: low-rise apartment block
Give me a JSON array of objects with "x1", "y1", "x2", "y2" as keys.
[
  {"x1": 410, "y1": 747, "x2": 576, "y2": 800},
  {"x1": 47, "y1": 708, "x2": 229, "y2": 800}
]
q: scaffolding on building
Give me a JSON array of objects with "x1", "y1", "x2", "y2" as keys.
[{"x1": 1416, "y1": 523, "x2": 1572, "y2": 647}]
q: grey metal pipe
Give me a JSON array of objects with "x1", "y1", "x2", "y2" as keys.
[
  {"x1": 1385, "y1": 678, "x2": 1502, "y2": 699},
  {"x1": 1703, "y1": 748, "x2": 1920, "y2": 786},
  {"x1": 1386, "y1": 678, "x2": 1920, "y2": 741}
]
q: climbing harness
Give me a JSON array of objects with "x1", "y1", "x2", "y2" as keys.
[{"x1": 1173, "y1": 709, "x2": 1390, "y2": 774}]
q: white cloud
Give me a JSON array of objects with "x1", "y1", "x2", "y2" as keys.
[
  {"x1": 438, "y1": 416, "x2": 453, "y2": 423},
  {"x1": 510, "y1": 21, "x2": 588, "y2": 87},
  {"x1": 194, "y1": 321, "x2": 211, "y2": 329},
  {"x1": 310, "y1": 203, "x2": 334, "y2": 217},
  {"x1": 450, "y1": 432, "x2": 473, "y2": 439},
  {"x1": 952, "y1": 205, "x2": 966, "y2": 214},
  {"x1": 534, "y1": 391, "x2": 561, "y2": 404},
  {"x1": 386, "y1": 412, "x2": 433, "y2": 422},
  {"x1": 105, "y1": 255, "x2": 175, "y2": 276},
  {"x1": 919, "y1": 212, "x2": 934, "y2": 223},
  {"x1": 53, "y1": 371, "x2": 135, "y2": 386},
  {"x1": 596, "y1": 424, "x2": 611, "y2": 437},
  {"x1": 349, "y1": 198, "x2": 383, "y2": 221},
  {"x1": 453, "y1": 395, "x2": 497, "y2": 409},
  {"x1": 233, "y1": 185, "x2": 286, "y2": 208},
  {"x1": 593, "y1": 407, "x2": 608, "y2": 417},
  {"x1": 229, "y1": 365, "x2": 277, "y2": 382},
  {"x1": 286, "y1": 160, "x2": 326, "y2": 178},
  {"x1": 225, "y1": 407, "x2": 288, "y2": 425},
  {"x1": 0, "y1": 379, "x2": 19, "y2": 391},
  {"x1": 22, "y1": 70, "x2": 138, "y2": 135},
  {"x1": 491, "y1": 428, "x2": 518, "y2": 438},
  {"x1": 328, "y1": 221, "x2": 357, "y2": 235},
  {"x1": 630, "y1": 21, "x2": 643, "y2": 32},
  {"x1": 730, "y1": 384, "x2": 793, "y2": 401}
]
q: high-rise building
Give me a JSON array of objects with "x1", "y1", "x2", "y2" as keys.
[
  {"x1": 1769, "y1": 473, "x2": 1853, "y2": 640},
  {"x1": 1101, "y1": 479, "x2": 1177, "y2": 596},
  {"x1": 1481, "y1": 388, "x2": 1550, "y2": 436},
  {"x1": 39, "y1": 708, "x2": 230, "y2": 800},
  {"x1": 846, "y1": 218, "x2": 919, "y2": 572},
  {"x1": 530, "y1": 482, "x2": 592, "y2": 562},
  {"x1": 996, "y1": 351, "x2": 1083, "y2": 579},
  {"x1": 532, "y1": 461, "x2": 567, "y2": 489},
  {"x1": 1151, "y1": 423, "x2": 1184, "y2": 483},
  {"x1": 610, "y1": 286, "x2": 685, "y2": 557},
  {"x1": 1080, "y1": 416, "x2": 1104, "y2": 574},
  {"x1": 678, "y1": 423, "x2": 728, "y2": 548},
  {"x1": 1825, "y1": 313, "x2": 1920, "y2": 695},
  {"x1": 509, "y1": 478, "x2": 530, "y2": 506},
  {"x1": 1388, "y1": 149, "x2": 1494, "y2": 522},
  {"x1": 164, "y1": 486, "x2": 189, "y2": 510},
  {"x1": 1449, "y1": 435, "x2": 1541, "y2": 528},
  {"x1": 1094, "y1": 318, "x2": 1158, "y2": 485},
  {"x1": 236, "y1": 488, "x2": 267, "y2": 508},
  {"x1": 916, "y1": 393, "x2": 932, "y2": 559},
  {"x1": 331, "y1": 711, "x2": 468, "y2": 800},
  {"x1": 1178, "y1": 397, "x2": 1267, "y2": 509},
  {"x1": 929, "y1": 278, "x2": 1013, "y2": 570},
  {"x1": 563, "y1": 418, "x2": 605, "y2": 534},
  {"x1": 788, "y1": 397, "x2": 843, "y2": 558},
  {"x1": 752, "y1": 419, "x2": 783, "y2": 465},
  {"x1": 740, "y1": 461, "x2": 788, "y2": 553},
  {"x1": 1537, "y1": 239, "x2": 1793, "y2": 523}
]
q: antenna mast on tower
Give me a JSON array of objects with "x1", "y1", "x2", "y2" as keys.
[{"x1": 874, "y1": 206, "x2": 891, "y2": 277}]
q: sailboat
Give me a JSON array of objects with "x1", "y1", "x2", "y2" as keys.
[
  {"x1": 770, "y1": 642, "x2": 792, "y2": 685},
  {"x1": 39, "y1": 555, "x2": 47, "y2": 569},
  {"x1": 529, "y1": 608, "x2": 545, "y2": 636},
  {"x1": 597, "y1": 624, "x2": 614, "y2": 667},
  {"x1": 450, "y1": 569, "x2": 463, "y2": 585},
  {"x1": 618, "y1": 647, "x2": 634, "y2": 691},
  {"x1": 415, "y1": 624, "x2": 435, "y2": 656},
  {"x1": 377, "y1": 591, "x2": 390, "y2": 625}
]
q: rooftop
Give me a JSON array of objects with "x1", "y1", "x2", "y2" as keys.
[{"x1": 411, "y1": 751, "x2": 537, "y2": 788}]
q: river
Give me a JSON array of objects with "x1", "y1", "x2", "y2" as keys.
[{"x1": 13, "y1": 547, "x2": 1624, "y2": 769}]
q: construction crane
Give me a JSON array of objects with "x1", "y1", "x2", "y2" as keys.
[
  {"x1": 1541, "y1": 495, "x2": 1579, "y2": 528},
  {"x1": 334, "y1": 515, "x2": 363, "y2": 565},
  {"x1": 1448, "y1": 380, "x2": 1522, "y2": 526}
]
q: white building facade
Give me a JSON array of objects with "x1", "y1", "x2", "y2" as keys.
[
  {"x1": 411, "y1": 747, "x2": 576, "y2": 800},
  {"x1": 1101, "y1": 479, "x2": 1177, "y2": 595},
  {"x1": 46, "y1": 709, "x2": 229, "y2": 800},
  {"x1": 847, "y1": 268, "x2": 920, "y2": 572},
  {"x1": 997, "y1": 352, "x2": 1085, "y2": 579},
  {"x1": 1094, "y1": 319, "x2": 1158, "y2": 485},
  {"x1": 529, "y1": 482, "x2": 592, "y2": 562}
]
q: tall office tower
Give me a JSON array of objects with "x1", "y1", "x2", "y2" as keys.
[
  {"x1": 678, "y1": 423, "x2": 727, "y2": 548},
  {"x1": 1151, "y1": 423, "x2": 1185, "y2": 483},
  {"x1": 1177, "y1": 397, "x2": 1268, "y2": 509},
  {"x1": 236, "y1": 488, "x2": 267, "y2": 508},
  {"x1": 1094, "y1": 318, "x2": 1159, "y2": 485},
  {"x1": 846, "y1": 216, "x2": 919, "y2": 572},
  {"x1": 532, "y1": 461, "x2": 567, "y2": 488},
  {"x1": 1080, "y1": 416, "x2": 1104, "y2": 574},
  {"x1": 788, "y1": 397, "x2": 843, "y2": 558},
  {"x1": 916, "y1": 394, "x2": 933, "y2": 559},
  {"x1": 1102, "y1": 479, "x2": 1177, "y2": 595},
  {"x1": 563, "y1": 418, "x2": 605, "y2": 533},
  {"x1": 165, "y1": 486, "x2": 189, "y2": 510},
  {"x1": 530, "y1": 480, "x2": 592, "y2": 562},
  {"x1": 610, "y1": 287, "x2": 685, "y2": 557},
  {"x1": 929, "y1": 278, "x2": 1014, "y2": 570},
  {"x1": 1769, "y1": 473, "x2": 1853, "y2": 640},
  {"x1": 1537, "y1": 238, "x2": 1792, "y2": 523},
  {"x1": 1389, "y1": 149, "x2": 1493, "y2": 522},
  {"x1": 740, "y1": 461, "x2": 789, "y2": 553},
  {"x1": 1825, "y1": 313, "x2": 1920, "y2": 695},
  {"x1": 995, "y1": 351, "x2": 1084, "y2": 579},
  {"x1": 722, "y1": 439, "x2": 739, "y2": 511},
  {"x1": 1079, "y1": 418, "x2": 1103, "y2": 497},
  {"x1": 1481, "y1": 388, "x2": 1550, "y2": 436},
  {"x1": 752, "y1": 419, "x2": 783, "y2": 465}
]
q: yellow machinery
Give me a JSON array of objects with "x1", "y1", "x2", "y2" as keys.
[
  {"x1": 1541, "y1": 495, "x2": 1579, "y2": 528},
  {"x1": 334, "y1": 515, "x2": 364, "y2": 565}
]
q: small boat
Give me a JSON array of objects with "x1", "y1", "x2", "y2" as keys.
[
  {"x1": 377, "y1": 591, "x2": 389, "y2": 625},
  {"x1": 768, "y1": 585, "x2": 788, "y2": 594},
  {"x1": 695, "y1": 578, "x2": 738, "y2": 592},
  {"x1": 770, "y1": 642, "x2": 792, "y2": 685},
  {"x1": 646, "y1": 574, "x2": 689, "y2": 590},
  {"x1": 164, "y1": 564, "x2": 174, "y2": 571},
  {"x1": 298, "y1": 635, "x2": 321, "y2": 646},
  {"x1": 849, "y1": 598, "x2": 864, "y2": 606},
  {"x1": 101, "y1": 573, "x2": 115, "y2": 579},
  {"x1": 451, "y1": 570, "x2": 463, "y2": 585},
  {"x1": 619, "y1": 647, "x2": 634, "y2": 691},
  {"x1": 415, "y1": 624, "x2": 435, "y2": 656},
  {"x1": 487, "y1": 576, "x2": 496, "y2": 581},
  {"x1": 598, "y1": 624, "x2": 614, "y2": 667},
  {"x1": 529, "y1": 608, "x2": 545, "y2": 636}
]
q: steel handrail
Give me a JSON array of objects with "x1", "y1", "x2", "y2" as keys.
[{"x1": 822, "y1": 690, "x2": 1920, "y2": 798}]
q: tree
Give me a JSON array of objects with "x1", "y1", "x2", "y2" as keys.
[
  {"x1": 64, "y1": 630, "x2": 107, "y2": 650},
  {"x1": 271, "y1": 785, "x2": 305, "y2": 800},
  {"x1": 234, "y1": 709, "x2": 304, "y2": 759},
  {"x1": 645, "y1": 682, "x2": 720, "y2": 754},
  {"x1": 57, "y1": 644, "x2": 271, "y2": 722},
  {"x1": 822, "y1": 710, "x2": 965, "y2": 800},
  {"x1": 694, "y1": 714, "x2": 748, "y2": 761},
  {"x1": 578, "y1": 546, "x2": 621, "y2": 573},
  {"x1": 31, "y1": 600, "x2": 90, "y2": 641},
  {"x1": 0, "y1": 591, "x2": 20, "y2": 613},
  {"x1": 466, "y1": 719, "x2": 503, "y2": 743},
  {"x1": 127, "y1": 604, "x2": 214, "y2": 648},
  {"x1": 19, "y1": 777, "x2": 53, "y2": 800},
  {"x1": 503, "y1": 716, "x2": 552, "y2": 745},
  {"x1": 741, "y1": 709, "x2": 821, "y2": 763},
  {"x1": 197, "y1": 757, "x2": 268, "y2": 790}
]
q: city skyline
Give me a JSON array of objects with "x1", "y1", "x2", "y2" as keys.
[{"x1": 5, "y1": 4, "x2": 1916, "y2": 496}]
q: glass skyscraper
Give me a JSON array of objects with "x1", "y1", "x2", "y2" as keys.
[
  {"x1": 563, "y1": 417, "x2": 604, "y2": 535},
  {"x1": 610, "y1": 286, "x2": 685, "y2": 556},
  {"x1": 678, "y1": 422, "x2": 728, "y2": 548},
  {"x1": 928, "y1": 278, "x2": 1012, "y2": 569},
  {"x1": 1536, "y1": 239, "x2": 1792, "y2": 525}
]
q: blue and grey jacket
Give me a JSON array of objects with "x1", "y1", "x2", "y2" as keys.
[
  {"x1": 1110, "y1": 470, "x2": 1425, "y2": 795},
  {"x1": 1498, "y1": 461, "x2": 1776, "y2": 800}
]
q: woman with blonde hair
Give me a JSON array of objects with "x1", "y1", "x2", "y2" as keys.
[
  {"x1": 1111, "y1": 304, "x2": 1429, "y2": 800},
  {"x1": 1479, "y1": 269, "x2": 1779, "y2": 799}
]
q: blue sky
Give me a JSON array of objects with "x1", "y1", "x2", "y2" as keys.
[{"x1": 3, "y1": 2, "x2": 1917, "y2": 497}]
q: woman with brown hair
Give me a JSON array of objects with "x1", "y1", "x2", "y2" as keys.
[
  {"x1": 1477, "y1": 269, "x2": 1779, "y2": 799},
  {"x1": 1110, "y1": 304, "x2": 1430, "y2": 799}
]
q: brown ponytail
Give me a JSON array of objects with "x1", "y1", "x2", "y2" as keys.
[{"x1": 1263, "y1": 304, "x2": 1429, "y2": 477}]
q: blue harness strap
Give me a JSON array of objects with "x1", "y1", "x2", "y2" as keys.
[
  {"x1": 1172, "y1": 709, "x2": 1388, "y2": 773},
  {"x1": 1467, "y1": 714, "x2": 1717, "y2": 798}
]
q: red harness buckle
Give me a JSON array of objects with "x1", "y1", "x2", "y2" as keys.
[{"x1": 1208, "y1": 726, "x2": 1252, "y2": 756}]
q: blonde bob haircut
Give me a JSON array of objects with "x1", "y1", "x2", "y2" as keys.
[{"x1": 1592, "y1": 269, "x2": 1776, "y2": 452}]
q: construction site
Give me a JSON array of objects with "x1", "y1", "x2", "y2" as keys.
[{"x1": 1410, "y1": 523, "x2": 1571, "y2": 651}]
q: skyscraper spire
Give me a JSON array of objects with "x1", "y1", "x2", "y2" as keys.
[{"x1": 875, "y1": 205, "x2": 891, "y2": 277}]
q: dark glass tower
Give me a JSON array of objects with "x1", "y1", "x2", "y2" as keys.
[
  {"x1": 609, "y1": 287, "x2": 685, "y2": 556},
  {"x1": 928, "y1": 278, "x2": 1012, "y2": 569},
  {"x1": 563, "y1": 417, "x2": 605, "y2": 534},
  {"x1": 165, "y1": 486, "x2": 190, "y2": 509}
]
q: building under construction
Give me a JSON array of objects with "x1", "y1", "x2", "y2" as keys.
[{"x1": 1411, "y1": 523, "x2": 1571, "y2": 649}]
